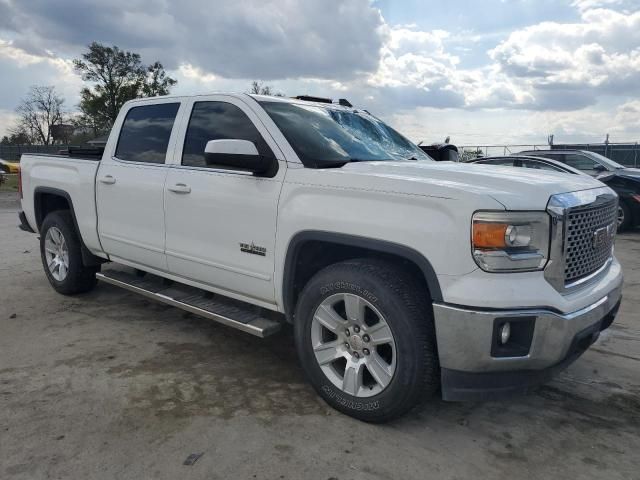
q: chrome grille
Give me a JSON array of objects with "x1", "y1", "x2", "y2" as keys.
[{"x1": 565, "y1": 199, "x2": 617, "y2": 284}]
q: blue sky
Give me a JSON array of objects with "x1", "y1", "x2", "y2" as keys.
[{"x1": 0, "y1": 0, "x2": 638, "y2": 146}]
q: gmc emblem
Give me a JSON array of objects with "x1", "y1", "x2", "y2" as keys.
[{"x1": 592, "y1": 224, "x2": 614, "y2": 249}]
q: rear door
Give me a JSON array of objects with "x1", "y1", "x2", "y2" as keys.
[
  {"x1": 96, "y1": 100, "x2": 183, "y2": 271},
  {"x1": 163, "y1": 95, "x2": 286, "y2": 305}
]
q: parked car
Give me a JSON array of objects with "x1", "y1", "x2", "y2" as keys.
[
  {"x1": 0, "y1": 158, "x2": 20, "y2": 174},
  {"x1": 468, "y1": 155, "x2": 584, "y2": 175},
  {"x1": 17, "y1": 93, "x2": 622, "y2": 422},
  {"x1": 518, "y1": 150, "x2": 640, "y2": 230}
]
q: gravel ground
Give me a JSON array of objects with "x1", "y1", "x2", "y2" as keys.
[{"x1": 1, "y1": 191, "x2": 639, "y2": 480}]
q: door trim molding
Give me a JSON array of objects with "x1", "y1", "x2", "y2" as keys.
[
  {"x1": 166, "y1": 249, "x2": 271, "y2": 281},
  {"x1": 100, "y1": 232, "x2": 165, "y2": 254}
]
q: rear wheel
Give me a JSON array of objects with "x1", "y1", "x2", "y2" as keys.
[
  {"x1": 294, "y1": 259, "x2": 439, "y2": 422},
  {"x1": 40, "y1": 211, "x2": 98, "y2": 295}
]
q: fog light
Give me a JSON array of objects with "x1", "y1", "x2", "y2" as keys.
[{"x1": 500, "y1": 322, "x2": 511, "y2": 345}]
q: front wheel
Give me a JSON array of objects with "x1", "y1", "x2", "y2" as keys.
[
  {"x1": 618, "y1": 202, "x2": 632, "y2": 232},
  {"x1": 294, "y1": 259, "x2": 439, "y2": 422},
  {"x1": 40, "y1": 210, "x2": 98, "y2": 295}
]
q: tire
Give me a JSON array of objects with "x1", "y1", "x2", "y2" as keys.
[
  {"x1": 294, "y1": 258, "x2": 439, "y2": 422},
  {"x1": 618, "y1": 202, "x2": 632, "y2": 232},
  {"x1": 40, "y1": 210, "x2": 99, "y2": 295}
]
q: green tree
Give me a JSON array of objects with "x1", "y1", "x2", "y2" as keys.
[
  {"x1": 73, "y1": 42, "x2": 177, "y2": 135},
  {"x1": 1, "y1": 131, "x2": 33, "y2": 145},
  {"x1": 143, "y1": 61, "x2": 177, "y2": 97}
]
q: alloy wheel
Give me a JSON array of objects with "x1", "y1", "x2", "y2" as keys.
[
  {"x1": 311, "y1": 293, "x2": 397, "y2": 398},
  {"x1": 44, "y1": 227, "x2": 69, "y2": 281}
]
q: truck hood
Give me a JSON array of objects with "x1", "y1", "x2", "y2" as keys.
[{"x1": 337, "y1": 161, "x2": 605, "y2": 209}]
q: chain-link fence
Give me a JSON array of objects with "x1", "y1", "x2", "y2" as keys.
[{"x1": 458, "y1": 142, "x2": 640, "y2": 167}]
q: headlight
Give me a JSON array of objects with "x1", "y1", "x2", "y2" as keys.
[{"x1": 472, "y1": 211, "x2": 550, "y2": 272}]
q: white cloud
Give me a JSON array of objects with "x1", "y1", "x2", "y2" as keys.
[
  {"x1": 0, "y1": 40, "x2": 82, "y2": 136},
  {"x1": 488, "y1": 7, "x2": 640, "y2": 108},
  {"x1": 0, "y1": 0, "x2": 639, "y2": 144},
  {"x1": 0, "y1": 109, "x2": 18, "y2": 138},
  {"x1": 0, "y1": 0, "x2": 385, "y2": 81}
]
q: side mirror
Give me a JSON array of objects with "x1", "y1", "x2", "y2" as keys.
[
  {"x1": 593, "y1": 164, "x2": 607, "y2": 172},
  {"x1": 204, "y1": 139, "x2": 276, "y2": 175}
]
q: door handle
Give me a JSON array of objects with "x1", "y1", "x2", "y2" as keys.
[
  {"x1": 168, "y1": 183, "x2": 191, "y2": 194},
  {"x1": 99, "y1": 175, "x2": 116, "y2": 185}
]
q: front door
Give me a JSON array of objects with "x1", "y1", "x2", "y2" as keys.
[
  {"x1": 96, "y1": 101, "x2": 182, "y2": 271},
  {"x1": 164, "y1": 96, "x2": 285, "y2": 304}
]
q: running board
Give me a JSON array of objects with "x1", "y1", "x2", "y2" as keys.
[{"x1": 96, "y1": 269, "x2": 282, "y2": 338}]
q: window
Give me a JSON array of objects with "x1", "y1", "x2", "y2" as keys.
[
  {"x1": 476, "y1": 158, "x2": 515, "y2": 166},
  {"x1": 115, "y1": 103, "x2": 180, "y2": 164},
  {"x1": 521, "y1": 160, "x2": 565, "y2": 172},
  {"x1": 182, "y1": 101, "x2": 272, "y2": 168},
  {"x1": 530, "y1": 152, "x2": 559, "y2": 161},
  {"x1": 562, "y1": 154, "x2": 600, "y2": 171},
  {"x1": 259, "y1": 101, "x2": 431, "y2": 168}
]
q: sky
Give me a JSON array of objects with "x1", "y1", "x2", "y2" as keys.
[{"x1": 0, "y1": 0, "x2": 639, "y2": 147}]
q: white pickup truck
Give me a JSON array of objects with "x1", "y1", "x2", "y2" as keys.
[{"x1": 18, "y1": 93, "x2": 623, "y2": 422}]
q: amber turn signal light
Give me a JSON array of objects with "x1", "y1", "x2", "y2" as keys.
[{"x1": 473, "y1": 222, "x2": 508, "y2": 249}]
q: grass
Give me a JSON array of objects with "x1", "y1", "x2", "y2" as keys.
[{"x1": 0, "y1": 173, "x2": 19, "y2": 192}]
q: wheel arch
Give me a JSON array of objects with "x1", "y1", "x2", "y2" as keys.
[
  {"x1": 34, "y1": 186, "x2": 104, "y2": 267},
  {"x1": 282, "y1": 231, "x2": 442, "y2": 322}
]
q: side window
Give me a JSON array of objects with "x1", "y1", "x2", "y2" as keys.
[
  {"x1": 115, "y1": 103, "x2": 180, "y2": 164},
  {"x1": 477, "y1": 158, "x2": 515, "y2": 166},
  {"x1": 562, "y1": 154, "x2": 599, "y2": 171},
  {"x1": 182, "y1": 101, "x2": 273, "y2": 168},
  {"x1": 522, "y1": 160, "x2": 563, "y2": 172},
  {"x1": 532, "y1": 153, "x2": 558, "y2": 161}
]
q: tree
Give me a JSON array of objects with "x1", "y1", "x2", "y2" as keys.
[
  {"x1": 250, "y1": 81, "x2": 272, "y2": 96},
  {"x1": 142, "y1": 61, "x2": 178, "y2": 97},
  {"x1": 73, "y1": 42, "x2": 177, "y2": 135},
  {"x1": 249, "y1": 81, "x2": 284, "y2": 97},
  {"x1": 1, "y1": 131, "x2": 32, "y2": 145},
  {"x1": 13, "y1": 86, "x2": 64, "y2": 145}
]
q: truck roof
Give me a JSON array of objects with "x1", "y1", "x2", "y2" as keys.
[{"x1": 125, "y1": 92, "x2": 359, "y2": 112}]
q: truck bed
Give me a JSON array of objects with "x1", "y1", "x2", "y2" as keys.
[{"x1": 19, "y1": 153, "x2": 103, "y2": 254}]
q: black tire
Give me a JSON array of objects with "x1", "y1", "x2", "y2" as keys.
[
  {"x1": 40, "y1": 210, "x2": 99, "y2": 295},
  {"x1": 618, "y1": 202, "x2": 632, "y2": 232},
  {"x1": 294, "y1": 259, "x2": 439, "y2": 422}
]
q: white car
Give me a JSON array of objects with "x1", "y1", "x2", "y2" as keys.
[{"x1": 18, "y1": 93, "x2": 623, "y2": 422}]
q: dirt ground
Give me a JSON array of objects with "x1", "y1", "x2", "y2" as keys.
[{"x1": 1, "y1": 191, "x2": 639, "y2": 480}]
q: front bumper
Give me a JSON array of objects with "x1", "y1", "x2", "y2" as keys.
[{"x1": 433, "y1": 280, "x2": 623, "y2": 401}]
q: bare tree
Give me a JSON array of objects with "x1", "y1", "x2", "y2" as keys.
[
  {"x1": 250, "y1": 81, "x2": 271, "y2": 95},
  {"x1": 249, "y1": 80, "x2": 284, "y2": 97},
  {"x1": 13, "y1": 86, "x2": 65, "y2": 145}
]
